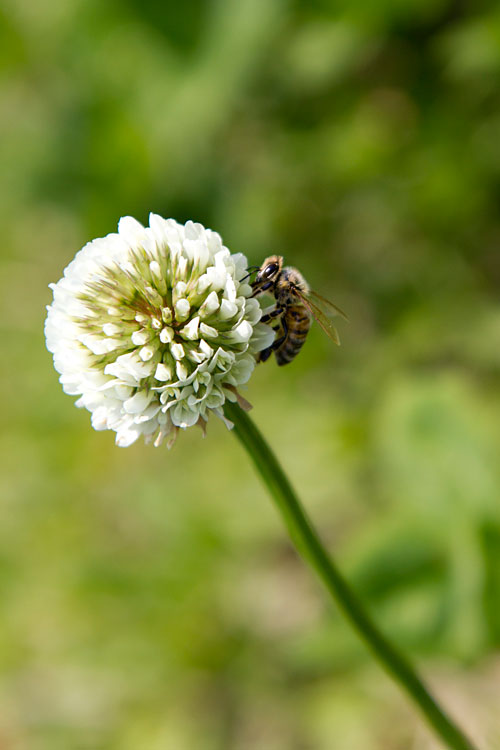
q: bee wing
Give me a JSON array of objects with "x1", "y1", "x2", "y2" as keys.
[
  {"x1": 293, "y1": 288, "x2": 341, "y2": 345},
  {"x1": 307, "y1": 290, "x2": 349, "y2": 321}
]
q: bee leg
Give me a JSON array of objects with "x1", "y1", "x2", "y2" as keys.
[
  {"x1": 251, "y1": 281, "x2": 276, "y2": 298},
  {"x1": 272, "y1": 315, "x2": 288, "y2": 352},
  {"x1": 260, "y1": 306, "x2": 284, "y2": 324},
  {"x1": 258, "y1": 321, "x2": 282, "y2": 363},
  {"x1": 259, "y1": 346, "x2": 274, "y2": 363}
]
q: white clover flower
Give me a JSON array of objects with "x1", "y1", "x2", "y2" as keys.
[{"x1": 45, "y1": 215, "x2": 274, "y2": 447}]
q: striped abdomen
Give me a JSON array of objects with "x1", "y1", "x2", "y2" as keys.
[{"x1": 275, "y1": 304, "x2": 311, "y2": 366}]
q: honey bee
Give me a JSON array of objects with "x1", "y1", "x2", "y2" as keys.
[{"x1": 250, "y1": 255, "x2": 347, "y2": 366}]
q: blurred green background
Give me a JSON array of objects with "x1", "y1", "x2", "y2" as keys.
[{"x1": 1, "y1": 0, "x2": 500, "y2": 747}]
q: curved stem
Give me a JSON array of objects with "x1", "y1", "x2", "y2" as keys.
[{"x1": 225, "y1": 402, "x2": 476, "y2": 750}]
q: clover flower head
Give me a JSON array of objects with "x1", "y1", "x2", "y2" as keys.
[{"x1": 45, "y1": 214, "x2": 274, "y2": 447}]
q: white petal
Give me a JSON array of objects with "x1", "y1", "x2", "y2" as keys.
[
  {"x1": 175, "y1": 298, "x2": 190, "y2": 321},
  {"x1": 155, "y1": 363, "x2": 172, "y2": 381},
  {"x1": 231, "y1": 320, "x2": 253, "y2": 343},
  {"x1": 139, "y1": 345, "x2": 156, "y2": 361},
  {"x1": 219, "y1": 299, "x2": 238, "y2": 320},
  {"x1": 160, "y1": 326, "x2": 174, "y2": 344},
  {"x1": 118, "y1": 216, "x2": 146, "y2": 243},
  {"x1": 170, "y1": 343, "x2": 185, "y2": 360},
  {"x1": 199, "y1": 290, "x2": 220, "y2": 318},
  {"x1": 124, "y1": 390, "x2": 153, "y2": 414},
  {"x1": 200, "y1": 323, "x2": 218, "y2": 339},
  {"x1": 180, "y1": 316, "x2": 200, "y2": 340},
  {"x1": 132, "y1": 329, "x2": 151, "y2": 346},
  {"x1": 116, "y1": 426, "x2": 143, "y2": 447},
  {"x1": 176, "y1": 360, "x2": 189, "y2": 381}
]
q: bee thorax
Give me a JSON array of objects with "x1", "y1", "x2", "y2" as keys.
[{"x1": 276, "y1": 267, "x2": 310, "y2": 305}]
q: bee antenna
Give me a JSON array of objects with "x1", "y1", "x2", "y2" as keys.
[{"x1": 239, "y1": 266, "x2": 260, "y2": 283}]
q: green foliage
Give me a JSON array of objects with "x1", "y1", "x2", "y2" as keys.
[{"x1": 1, "y1": 0, "x2": 499, "y2": 747}]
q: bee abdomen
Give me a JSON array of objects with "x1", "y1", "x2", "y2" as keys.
[
  {"x1": 275, "y1": 306, "x2": 311, "y2": 366},
  {"x1": 276, "y1": 342, "x2": 306, "y2": 365}
]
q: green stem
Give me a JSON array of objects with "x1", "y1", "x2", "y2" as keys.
[{"x1": 225, "y1": 401, "x2": 476, "y2": 750}]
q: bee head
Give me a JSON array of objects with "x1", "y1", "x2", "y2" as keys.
[{"x1": 253, "y1": 255, "x2": 283, "y2": 291}]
